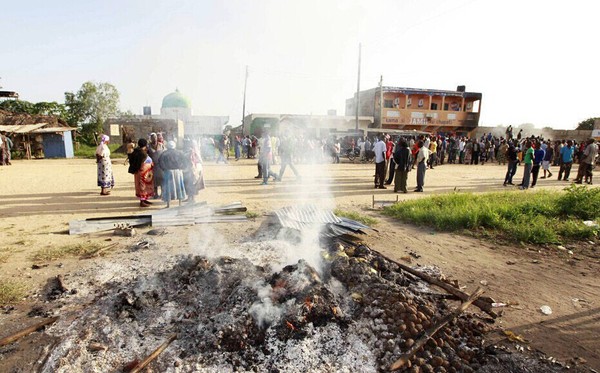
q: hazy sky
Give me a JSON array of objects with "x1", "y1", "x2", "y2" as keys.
[{"x1": 2, "y1": 0, "x2": 598, "y2": 129}]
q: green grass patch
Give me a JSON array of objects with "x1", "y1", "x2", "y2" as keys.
[
  {"x1": 245, "y1": 211, "x2": 260, "y2": 219},
  {"x1": 334, "y1": 209, "x2": 378, "y2": 226},
  {"x1": 0, "y1": 280, "x2": 27, "y2": 305},
  {"x1": 32, "y1": 242, "x2": 105, "y2": 262},
  {"x1": 383, "y1": 185, "x2": 600, "y2": 244},
  {"x1": 75, "y1": 143, "x2": 125, "y2": 159}
]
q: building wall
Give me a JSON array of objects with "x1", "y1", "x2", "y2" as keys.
[{"x1": 105, "y1": 117, "x2": 181, "y2": 145}]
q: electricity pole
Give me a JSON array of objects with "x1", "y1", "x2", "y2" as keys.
[
  {"x1": 355, "y1": 43, "x2": 361, "y2": 133},
  {"x1": 241, "y1": 65, "x2": 248, "y2": 135}
]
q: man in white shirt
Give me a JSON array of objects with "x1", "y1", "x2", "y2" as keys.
[
  {"x1": 459, "y1": 138, "x2": 466, "y2": 164},
  {"x1": 373, "y1": 136, "x2": 387, "y2": 189},
  {"x1": 415, "y1": 140, "x2": 430, "y2": 192}
]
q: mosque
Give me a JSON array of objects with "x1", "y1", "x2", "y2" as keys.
[{"x1": 104, "y1": 89, "x2": 229, "y2": 145}]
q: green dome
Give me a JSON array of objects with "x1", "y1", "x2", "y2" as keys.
[{"x1": 161, "y1": 89, "x2": 191, "y2": 109}]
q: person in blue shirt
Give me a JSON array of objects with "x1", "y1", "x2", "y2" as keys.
[
  {"x1": 530, "y1": 141, "x2": 545, "y2": 188},
  {"x1": 558, "y1": 140, "x2": 574, "y2": 181}
]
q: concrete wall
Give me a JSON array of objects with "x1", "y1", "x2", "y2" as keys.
[{"x1": 472, "y1": 126, "x2": 593, "y2": 142}]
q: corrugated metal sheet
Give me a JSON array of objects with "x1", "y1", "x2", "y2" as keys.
[
  {"x1": 32, "y1": 127, "x2": 74, "y2": 133},
  {"x1": 274, "y1": 205, "x2": 371, "y2": 238},
  {"x1": 0, "y1": 123, "x2": 47, "y2": 133}
]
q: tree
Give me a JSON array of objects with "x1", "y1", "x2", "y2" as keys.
[
  {"x1": 64, "y1": 81, "x2": 120, "y2": 144},
  {"x1": 576, "y1": 117, "x2": 599, "y2": 131},
  {"x1": 0, "y1": 99, "x2": 67, "y2": 121}
]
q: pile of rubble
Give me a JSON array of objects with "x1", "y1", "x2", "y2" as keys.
[{"x1": 38, "y1": 238, "x2": 564, "y2": 372}]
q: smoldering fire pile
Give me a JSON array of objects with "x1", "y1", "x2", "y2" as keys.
[
  {"x1": 37, "y1": 239, "x2": 563, "y2": 373},
  {"x1": 5, "y1": 206, "x2": 561, "y2": 372}
]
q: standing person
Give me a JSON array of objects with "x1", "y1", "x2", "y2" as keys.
[
  {"x1": 530, "y1": 141, "x2": 545, "y2": 188},
  {"x1": 0, "y1": 132, "x2": 3, "y2": 165},
  {"x1": 497, "y1": 140, "x2": 508, "y2": 165},
  {"x1": 95, "y1": 134, "x2": 114, "y2": 196},
  {"x1": 333, "y1": 137, "x2": 341, "y2": 164},
  {"x1": 541, "y1": 141, "x2": 554, "y2": 179},
  {"x1": 216, "y1": 136, "x2": 228, "y2": 164},
  {"x1": 519, "y1": 140, "x2": 534, "y2": 190},
  {"x1": 503, "y1": 142, "x2": 518, "y2": 186},
  {"x1": 558, "y1": 140, "x2": 574, "y2": 181},
  {"x1": 385, "y1": 138, "x2": 397, "y2": 185},
  {"x1": 182, "y1": 138, "x2": 205, "y2": 202},
  {"x1": 574, "y1": 138, "x2": 598, "y2": 184},
  {"x1": 458, "y1": 137, "x2": 466, "y2": 164},
  {"x1": 393, "y1": 139, "x2": 411, "y2": 193},
  {"x1": 470, "y1": 139, "x2": 480, "y2": 165},
  {"x1": 124, "y1": 138, "x2": 135, "y2": 165},
  {"x1": 384, "y1": 136, "x2": 394, "y2": 181},
  {"x1": 128, "y1": 138, "x2": 154, "y2": 207},
  {"x1": 234, "y1": 135, "x2": 242, "y2": 161},
  {"x1": 259, "y1": 131, "x2": 277, "y2": 185},
  {"x1": 0, "y1": 132, "x2": 13, "y2": 165},
  {"x1": 148, "y1": 134, "x2": 165, "y2": 199},
  {"x1": 158, "y1": 141, "x2": 187, "y2": 208},
  {"x1": 428, "y1": 137, "x2": 437, "y2": 169},
  {"x1": 277, "y1": 135, "x2": 300, "y2": 181},
  {"x1": 415, "y1": 140, "x2": 430, "y2": 192},
  {"x1": 373, "y1": 136, "x2": 387, "y2": 189}
]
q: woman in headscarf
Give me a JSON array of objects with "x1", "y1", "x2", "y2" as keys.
[
  {"x1": 182, "y1": 138, "x2": 205, "y2": 203},
  {"x1": 95, "y1": 134, "x2": 114, "y2": 195},
  {"x1": 128, "y1": 138, "x2": 154, "y2": 207},
  {"x1": 147, "y1": 133, "x2": 164, "y2": 198},
  {"x1": 158, "y1": 140, "x2": 187, "y2": 208}
]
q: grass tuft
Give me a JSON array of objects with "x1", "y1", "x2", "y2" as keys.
[
  {"x1": 245, "y1": 211, "x2": 260, "y2": 219},
  {"x1": 0, "y1": 280, "x2": 27, "y2": 305},
  {"x1": 334, "y1": 209, "x2": 378, "y2": 226},
  {"x1": 383, "y1": 186, "x2": 600, "y2": 244},
  {"x1": 32, "y1": 242, "x2": 105, "y2": 262}
]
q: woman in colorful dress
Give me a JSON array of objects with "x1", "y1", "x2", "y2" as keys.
[
  {"x1": 95, "y1": 134, "x2": 114, "y2": 195},
  {"x1": 128, "y1": 138, "x2": 154, "y2": 207}
]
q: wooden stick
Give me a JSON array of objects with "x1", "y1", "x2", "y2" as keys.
[
  {"x1": 129, "y1": 334, "x2": 177, "y2": 373},
  {"x1": 0, "y1": 317, "x2": 59, "y2": 347},
  {"x1": 390, "y1": 287, "x2": 485, "y2": 371},
  {"x1": 371, "y1": 248, "x2": 498, "y2": 318}
]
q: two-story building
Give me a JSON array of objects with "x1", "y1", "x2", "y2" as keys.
[{"x1": 346, "y1": 85, "x2": 482, "y2": 135}]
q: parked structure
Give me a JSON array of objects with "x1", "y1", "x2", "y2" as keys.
[{"x1": 346, "y1": 85, "x2": 482, "y2": 134}]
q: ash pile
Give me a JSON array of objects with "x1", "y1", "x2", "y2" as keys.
[{"x1": 41, "y1": 207, "x2": 564, "y2": 372}]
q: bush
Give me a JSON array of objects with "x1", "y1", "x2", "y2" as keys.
[
  {"x1": 383, "y1": 188, "x2": 600, "y2": 244},
  {"x1": 556, "y1": 185, "x2": 600, "y2": 220}
]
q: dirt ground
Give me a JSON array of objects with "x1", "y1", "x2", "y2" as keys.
[{"x1": 0, "y1": 156, "x2": 598, "y2": 371}]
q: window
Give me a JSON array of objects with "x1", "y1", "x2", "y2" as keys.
[
  {"x1": 443, "y1": 103, "x2": 449, "y2": 111},
  {"x1": 430, "y1": 103, "x2": 438, "y2": 110},
  {"x1": 384, "y1": 100, "x2": 394, "y2": 108}
]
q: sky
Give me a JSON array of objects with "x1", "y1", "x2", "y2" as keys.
[{"x1": 1, "y1": 0, "x2": 599, "y2": 129}]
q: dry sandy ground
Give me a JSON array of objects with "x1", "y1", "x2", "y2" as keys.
[{"x1": 0, "y1": 156, "x2": 598, "y2": 371}]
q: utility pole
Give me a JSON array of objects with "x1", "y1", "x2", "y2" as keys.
[
  {"x1": 379, "y1": 75, "x2": 383, "y2": 128},
  {"x1": 241, "y1": 65, "x2": 248, "y2": 135},
  {"x1": 355, "y1": 43, "x2": 361, "y2": 133}
]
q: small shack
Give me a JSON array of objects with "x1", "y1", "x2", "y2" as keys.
[{"x1": 0, "y1": 109, "x2": 75, "y2": 159}]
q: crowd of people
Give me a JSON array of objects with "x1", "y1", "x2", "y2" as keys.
[
  {"x1": 95, "y1": 133, "x2": 205, "y2": 208},
  {"x1": 92, "y1": 128, "x2": 598, "y2": 207}
]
